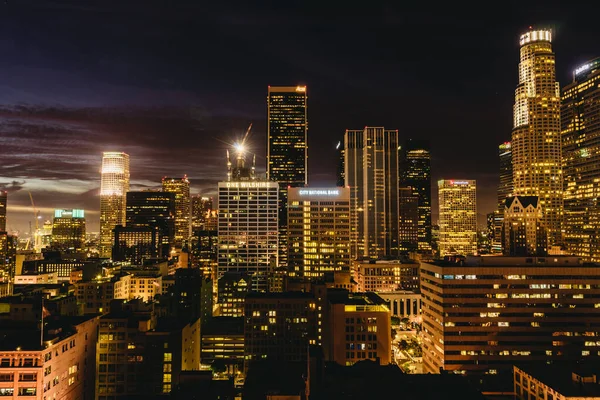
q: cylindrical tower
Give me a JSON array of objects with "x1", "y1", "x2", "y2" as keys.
[
  {"x1": 99, "y1": 151, "x2": 130, "y2": 258},
  {"x1": 511, "y1": 29, "x2": 563, "y2": 246}
]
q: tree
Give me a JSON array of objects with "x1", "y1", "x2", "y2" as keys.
[{"x1": 210, "y1": 359, "x2": 227, "y2": 374}]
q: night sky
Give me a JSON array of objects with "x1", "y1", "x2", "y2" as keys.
[{"x1": 1, "y1": 1, "x2": 599, "y2": 234}]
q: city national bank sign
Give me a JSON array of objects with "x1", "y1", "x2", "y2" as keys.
[{"x1": 298, "y1": 189, "x2": 340, "y2": 196}]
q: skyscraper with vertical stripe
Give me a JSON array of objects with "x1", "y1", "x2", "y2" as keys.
[{"x1": 345, "y1": 127, "x2": 399, "y2": 258}]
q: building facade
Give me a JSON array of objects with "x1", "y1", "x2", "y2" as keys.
[
  {"x1": 267, "y1": 86, "x2": 308, "y2": 269},
  {"x1": 162, "y1": 176, "x2": 191, "y2": 247},
  {"x1": 325, "y1": 291, "x2": 391, "y2": 366},
  {"x1": 217, "y1": 180, "x2": 279, "y2": 293},
  {"x1": 287, "y1": 187, "x2": 351, "y2": 279},
  {"x1": 511, "y1": 29, "x2": 563, "y2": 245},
  {"x1": 502, "y1": 196, "x2": 547, "y2": 256},
  {"x1": 398, "y1": 187, "x2": 419, "y2": 253},
  {"x1": 421, "y1": 256, "x2": 600, "y2": 375},
  {"x1": 244, "y1": 292, "x2": 316, "y2": 367},
  {"x1": 100, "y1": 152, "x2": 130, "y2": 258},
  {"x1": 562, "y1": 58, "x2": 600, "y2": 262},
  {"x1": 353, "y1": 259, "x2": 420, "y2": 293},
  {"x1": 437, "y1": 180, "x2": 477, "y2": 256},
  {"x1": 0, "y1": 315, "x2": 99, "y2": 400},
  {"x1": 345, "y1": 127, "x2": 399, "y2": 258},
  {"x1": 399, "y1": 139, "x2": 432, "y2": 251},
  {"x1": 126, "y1": 190, "x2": 175, "y2": 256},
  {"x1": 51, "y1": 209, "x2": 86, "y2": 252}
]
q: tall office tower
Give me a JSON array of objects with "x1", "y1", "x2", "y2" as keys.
[
  {"x1": 493, "y1": 142, "x2": 513, "y2": 252},
  {"x1": 398, "y1": 187, "x2": 419, "y2": 253},
  {"x1": 191, "y1": 195, "x2": 213, "y2": 230},
  {"x1": 562, "y1": 58, "x2": 600, "y2": 261},
  {"x1": 287, "y1": 187, "x2": 351, "y2": 279},
  {"x1": 162, "y1": 176, "x2": 191, "y2": 247},
  {"x1": 218, "y1": 144, "x2": 279, "y2": 292},
  {"x1": 336, "y1": 140, "x2": 345, "y2": 187},
  {"x1": 0, "y1": 190, "x2": 6, "y2": 232},
  {"x1": 345, "y1": 127, "x2": 399, "y2": 258},
  {"x1": 113, "y1": 224, "x2": 161, "y2": 263},
  {"x1": 51, "y1": 209, "x2": 86, "y2": 252},
  {"x1": 399, "y1": 139, "x2": 432, "y2": 251},
  {"x1": 502, "y1": 196, "x2": 547, "y2": 256},
  {"x1": 498, "y1": 142, "x2": 513, "y2": 210},
  {"x1": 100, "y1": 151, "x2": 130, "y2": 258},
  {"x1": 267, "y1": 85, "x2": 308, "y2": 268},
  {"x1": 438, "y1": 180, "x2": 477, "y2": 256},
  {"x1": 126, "y1": 190, "x2": 175, "y2": 256},
  {"x1": 511, "y1": 29, "x2": 563, "y2": 245}
]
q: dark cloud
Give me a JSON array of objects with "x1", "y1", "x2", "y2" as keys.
[{"x1": 0, "y1": 180, "x2": 26, "y2": 193}]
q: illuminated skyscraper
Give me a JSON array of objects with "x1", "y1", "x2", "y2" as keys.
[
  {"x1": 498, "y1": 142, "x2": 513, "y2": 210},
  {"x1": 218, "y1": 144, "x2": 279, "y2": 292},
  {"x1": 0, "y1": 191, "x2": 6, "y2": 232},
  {"x1": 398, "y1": 187, "x2": 419, "y2": 253},
  {"x1": 502, "y1": 196, "x2": 547, "y2": 256},
  {"x1": 438, "y1": 180, "x2": 477, "y2": 256},
  {"x1": 287, "y1": 187, "x2": 351, "y2": 278},
  {"x1": 336, "y1": 140, "x2": 345, "y2": 187},
  {"x1": 51, "y1": 209, "x2": 86, "y2": 252},
  {"x1": 267, "y1": 85, "x2": 308, "y2": 268},
  {"x1": 345, "y1": 127, "x2": 399, "y2": 258},
  {"x1": 399, "y1": 139, "x2": 432, "y2": 251},
  {"x1": 511, "y1": 29, "x2": 563, "y2": 245},
  {"x1": 191, "y1": 195, "x2": 213, "y2": 230},
  {"x1": 492, "y1": 142, "x2": 513, "y2": 252},
  {"x1": 100, "y1": 151, "x2": 130, "y2": 258},
  {"x1": 562, "y1": 58, "x2": 600, "y2": 261},
  {"x1": 162, "y1": 176, "x2": 191, "y2": 247}
]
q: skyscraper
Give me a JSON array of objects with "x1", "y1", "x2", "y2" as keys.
[
  {"x1": 287, "y1": 187, "x2": 351, "y2": 278},
  {"x1": 498, "y1": 142, "x2": 513, "y2": 210},
  {"x1": 511, "y1": 29, "x2": 563, "y2": 245},
  {"x1": 100, "y1": 152, "x2": 130, "y2": 258},
  {"x1": 336, "y1": 140, "x2": 345, "y2": 187},
  {"x1": 562, "y1": 58, "x2": 600, "y2": 261},
  {"x1": 493, "y1": 142, "x2": 513, "y2": 252},
  {"x1": 191, "y1": 195, "x2": 213, "y2": 230},
  {"x1": 267, "y1": 85, "x2": 308, "y2": 268},
  {"x1": 438, "y1": 180, "x2": 477, "y2": 256},
  {"x1": 399, "y1": 139, "x2": 432, "y2": 251},
  {"x1": 502, "y1": 196, "x2": 547, "y2": 256},
  {"x1": 126, "y1": 190, "x2": 175, "y2": 256},
  {"x1": 345, "y1": 127, "x2": 399, "y2": 258},
  {"x1": 398, "y1": 187, "x2": 419, "y2": 253},
  {"x1": 218, "y1": 144, "x2": 279, "y2": 292},
  {"x1": 51, "y1": 209, "x2": 86, "y2": 252},
  {"x1": 162, "y1": 176, "x2": 191, "y2": 247},
  {"x1": 0, "y1": 191, "x2": 6, "y2": 232}
]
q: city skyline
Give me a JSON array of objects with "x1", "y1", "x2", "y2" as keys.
[{"x1": 1, "y1": 2, "x2": 600, "y2": 233}]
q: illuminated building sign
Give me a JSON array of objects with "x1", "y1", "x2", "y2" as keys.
[
  {"x1": 574, "y1": 60, "x2": 600, "y2": 77},
  {"x1": 298, "y1": 189, "x2": 340, "y2": 196},
  {"x1": 224, "y1": 182, "x2": 275, "y2": 189},
  {"x1": 449, "y1": 181, "x2": 471, "y2": 186}
]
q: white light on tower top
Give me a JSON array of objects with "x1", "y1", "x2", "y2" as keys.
[{"x1": 519, "y1": 29, "x2": 552, "y2": 46}]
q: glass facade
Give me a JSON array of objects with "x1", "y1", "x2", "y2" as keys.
[
  {"x1": 562, "y1": 58, "x2": 600, "y2": 261},
  {"x1": 438, "y1": 180, "x2": 477, "y2": 256}
]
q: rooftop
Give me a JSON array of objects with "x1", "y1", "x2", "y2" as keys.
[
  {"x1": 246, "y1": 291, "x2": 314, "y2": 300},
  {"x1": 328, "y1": 290, "x2": 387, "y2": 306},
  {"x1": 427, "y1": 255, "x2": 585, "y2": 268}
]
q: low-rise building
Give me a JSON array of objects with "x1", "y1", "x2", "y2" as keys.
[
  {"x1": 324, "y1": 290, "x2": 391, "y2": 366},
  {"x1": 354, "y1": 258, "x2": 420, "y2": 292},
  {"x1": 0, "y1": 315, "x2": 99, "y2": 400},
  {"x1": 514, "y1": 363, "x2": 600, "y2": 400}
]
